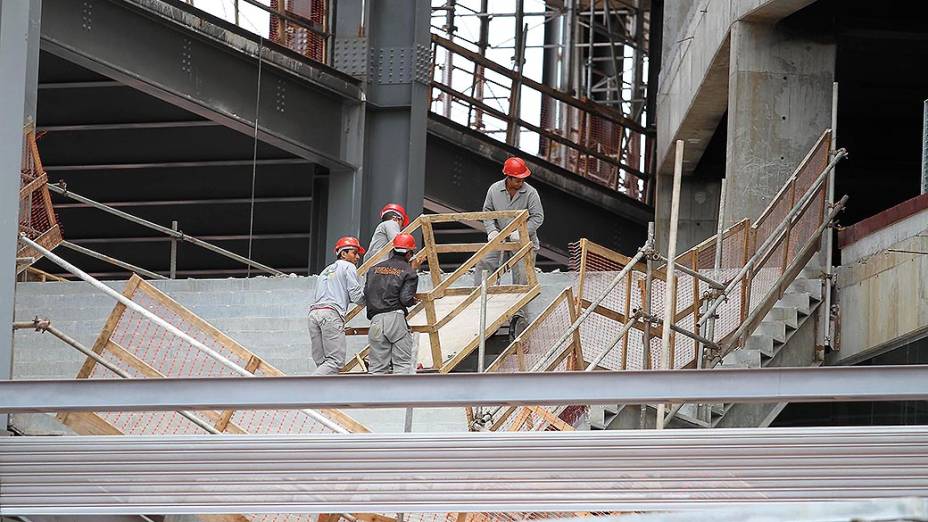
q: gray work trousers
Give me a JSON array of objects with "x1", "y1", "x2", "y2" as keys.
[
  {"x1": 473, "y1": 249, "x2": 536, "y2": 286},
  {"x1": 368, "y1": 310, "x2": 416, "y2": 375},
  {"x1": 308, "y1": 307, "x2": 346, "y2": 375}
]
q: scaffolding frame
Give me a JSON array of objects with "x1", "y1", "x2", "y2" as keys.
[{"x1": 342, "y1": 210, "x2": 540, "y2": 373}]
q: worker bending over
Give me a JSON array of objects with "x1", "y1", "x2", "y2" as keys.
[
  {"x1": 367, "y1": 203, "x2": 410, "y2": 259},
  {"x1": 308, "y1": 236, "x2": 365, "y2": 375},
  {"x1": 364, "y1": 233, "x2": 420, "y2": 374},
  {"x1": 473, "y1": 156, "x2": 544, "y2": 289}
]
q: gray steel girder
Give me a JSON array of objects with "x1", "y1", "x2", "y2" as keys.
[{"x1": 39, "y1": 0, "x2": 364, "y2": 173}]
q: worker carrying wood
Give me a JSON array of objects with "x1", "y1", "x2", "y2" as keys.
[
  {"x1": 472, "y1": 155, "x2": 545, "y2": 289},
  {"x1": 364, "y1": 233, "x2": 420, "y2": 374},
  {"x1": 367, "y1": 203, "x2": 410, "y2": 258},
  {"x1": 308, "y1": 236, "x2": 365, "y2": 375}
]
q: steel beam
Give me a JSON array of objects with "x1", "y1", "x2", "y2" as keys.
[
  {"x1": 0, "y1": 0, "x2": 42, "y2": 432},
  {"x1": 2, "y1": 426, "x2": 928, "y2": 514},
  {"x1": 2, "y1": 365, "x2": 928, "y2": 413},
  {"x1": 40, "y1": 0, "x2": 363, "y2": 173}
]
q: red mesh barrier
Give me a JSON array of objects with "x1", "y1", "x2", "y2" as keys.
[
  {"x1": 17, "y1": 130, "x2": 63, "y2": 273},
  {"x1": 269, "y1": 0, "x2": 327, "y2": 62},
  {"x1": 64, "y1": 275, "x2": 367, "y2": 440}
]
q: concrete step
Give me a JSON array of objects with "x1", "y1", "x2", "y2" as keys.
[
  {"x1": 721, "y1": 347, "x2": 762, "y2": 368},
  {"x1": 768, "y1": 306, "x2": 799, "y2": 330},
  {"x1": 786, "y1": 278, "x2": 822, "y2": 301},
  {"x1": 799, "y1": 266, "x2": 824, "y2": 280},
  {"x1": 757, "y1": 320, "x2": 787, "y2": 344},
  {"x1": 777, "y1": 291, "x2": 814, "y2": 316}
]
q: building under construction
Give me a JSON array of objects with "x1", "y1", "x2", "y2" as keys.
[{"x1": 2, "y1": 0, "x2": 928, "y2": 520}]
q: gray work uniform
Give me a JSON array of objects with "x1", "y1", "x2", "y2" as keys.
[
  {"x1": 308, "y1": 259, "x2": 364, "y2": 375},
  {"x1": 368, "y1": 310, "x2": 417, "y2": 375},
  {"x1": 473, "y1": 179, "x2": 544, "y2": 288},
  {"x1": 367, "y1": 219, "x2": 402, "y2": 260}
]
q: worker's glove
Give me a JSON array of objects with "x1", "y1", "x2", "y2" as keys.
[
  {"x1": 509, "y1": 230, "x2": 521, "y2": 242},
  {"x1": 487, "y1": 230, "x2": 500, "y2": 242}
]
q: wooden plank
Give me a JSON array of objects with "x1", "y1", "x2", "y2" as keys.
[
  {"x1": 430, "y1": 212, "x2": 528, "y2": 297},
  {"x1": 433, "y1": 243, "x2": 533, "y2": 331},
  {"x1": 439, "y1": 285, "x2": 540, "y2": 372},
  {"x1": 486, "y1": 287, "x2": 571, "y2": 373},
  {"x1": 576, "y1": 239, "x2": 589, "y2": 303},
  {"x1": 103, "y1": 340, "x2": 164, "y2": 378},
  {"x1": 73, "y1": 276, "x2": 143, "y2": 380},
  {"x1": 506, "y1": 407, "x2": 532, "y2": 431},
  {"x1": 59, "y1": 412, "x2": 123, "y2": 436},
  {"x1": 440, "y1": 285, "x2": 531, "y2": 297},
  {"x1": 529, "y1": 405, "x2": 575, "y2": 432},
  {"x1": 423, "y1": 210, "x2": 524, "y2": 223},
  {"x1": 518, "y1": 219, "x2": 538, "y2": 287},
  {"x1": 424, "y1": 299, "x2": 443, "y2": 370},
  {"x1": 199, "y1": 515, "x2": 251, "y2": 522},
  {"x1": 420, "y1": 220, "x2": 443, "y2": 287},
  {"x1": 566, "y1": 288, "x2": 583, "y2": 371},
  {"x1": 433, "y1": 242, "x2": 522, "y2": 253}
]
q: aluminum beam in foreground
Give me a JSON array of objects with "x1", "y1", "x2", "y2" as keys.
[
  {"x1": 2, "y1": 365, "x2": 928, "y2": 413},
  {"x1": 2, "y1": 426, "x2": 928, "y2": 514}
]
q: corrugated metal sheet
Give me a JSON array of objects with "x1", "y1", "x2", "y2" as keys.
[{"x1": 2, "y1": 426, "x2": 928, "y2": 515}]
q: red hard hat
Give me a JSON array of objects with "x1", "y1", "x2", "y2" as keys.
[
  {"x1": 502, "y1": 156, "x2": 531, "y2": 179},
  {"x1": 333, "y1": 236, "x2": 366, "y2": 256},
  {"x1": 380, "y1": 203, "x2": 410, "y2": 227},
  {"x1": 393, "y1": 233, "x2": 417, "y2": 253}
]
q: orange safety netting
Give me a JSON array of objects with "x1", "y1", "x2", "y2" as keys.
[{"x1": 17, "y1": 129, "x2": 62, "y2": 273}]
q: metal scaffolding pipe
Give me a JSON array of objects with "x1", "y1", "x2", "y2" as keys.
[
  {"x1": 15, "y1": 234, "x2": 346, "y2": 433},
  {"x1": 60, "y1": 240, "x2": 166, "y2": 280},
  {"x1": 47, "y1": 183, "x2": 283, "y2": 276}
]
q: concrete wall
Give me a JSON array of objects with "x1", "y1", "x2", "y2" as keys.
[
  {"x1": 833, "y1": 228, "x2": 928, "y2": 365},
  {"x1": 654, "y1": 0, "x2": 827, "y2": 250},
  {"x1": 724, "y1": 20, "x2": 835, "y2": 226}
]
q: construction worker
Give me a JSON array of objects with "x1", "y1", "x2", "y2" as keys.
[
  {"x1": 367, "y1": 203, "x2": 410, "y2": 259},
  {"x1": 364, "y1": 233, "x2": 419, "y2": 375},
  {"x1": 473, "y1": 156, "x2": 544, "y2": 288},
  {"x1": 308, "y1": 236, "x2": 365, "y2": 375}
]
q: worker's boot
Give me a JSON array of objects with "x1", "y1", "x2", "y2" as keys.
[{"x1": 508, "y1": 315, "x2": 529, "y2": 344}]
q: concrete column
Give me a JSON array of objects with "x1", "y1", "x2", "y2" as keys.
[
  {"x1": 655, "y1": 175, "x2": 722, "y2": 255},
  {"x1": 723, "y1": 21, "x2": 835, "y2": 226},
  {"x1": 0, "y1": 0, "x2": 42, "y2": 432}
]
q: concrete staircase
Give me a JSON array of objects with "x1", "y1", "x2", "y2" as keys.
[
  {"x1": 10, "y1": 272, "x2": 574, "y2": 435},
  {"x1": 591, "y1": 266, "x2": 825, "y2": 431}
]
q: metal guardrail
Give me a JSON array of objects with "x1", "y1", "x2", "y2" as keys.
[{"x1": 430, "y1": 35, "x2": 653, "y2": 202}]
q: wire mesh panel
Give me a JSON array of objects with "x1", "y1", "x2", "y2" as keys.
[
  {"x1": 483, "y1": 288, "x2": 585, "y2": 433},
  {"x1": 269, "y1": 0, "x2": 328, "y2": 62},
  {"x1": 60, "y1": 275, "x2": 368, "y2": 439},
  {"x1": 17, "y1": 130, "x2": 62, "y2": 273}
]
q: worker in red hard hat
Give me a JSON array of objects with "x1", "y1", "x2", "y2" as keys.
[
  {"x1": 367, "y1": 203, "x2": 411, "y2": 261},
  {"x1": 363, "y1": 233, "x2": 420, "y2": 374},
  {"x1": 473, "y1": 156, "x2": 544, "y2": 331},
  {"x1": 307, "y1": 236, "x2": 366, "y2": 375}
]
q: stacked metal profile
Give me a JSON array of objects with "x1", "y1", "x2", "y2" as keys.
[{"x1": 4, "y1": 426, "x2": 927, "y2": 515}]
